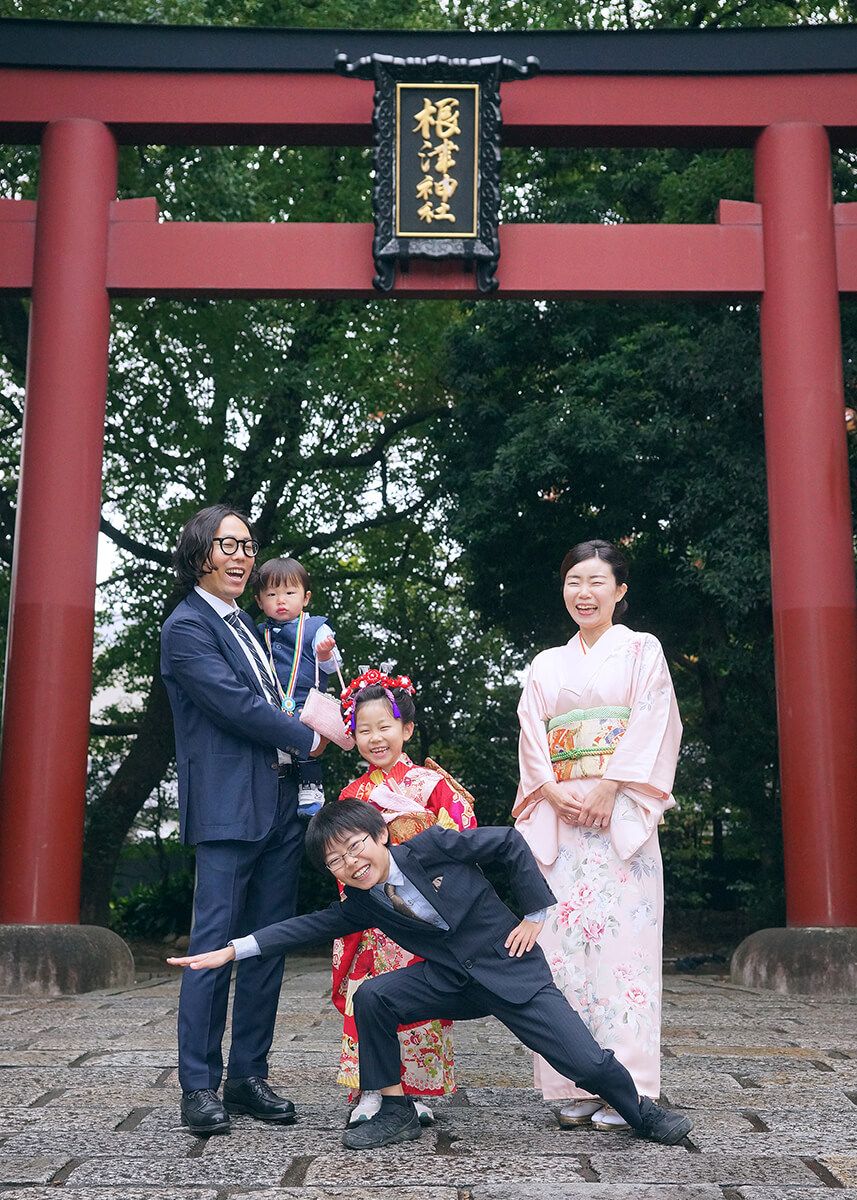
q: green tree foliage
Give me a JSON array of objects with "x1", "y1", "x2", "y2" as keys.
[
  {"x1": 440, "y1": 138, "x2": 857, "y2": 920},
  {"x1": 1, "y1": 0, "x2": 525, "y2": 928}
]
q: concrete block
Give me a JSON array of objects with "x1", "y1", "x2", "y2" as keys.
[
  {"x1": 0, "y1": 925, "x2": 134, "y2": 996},
  {"x1": 731, "y1": 927, "x2": 857, "y2": 996}
]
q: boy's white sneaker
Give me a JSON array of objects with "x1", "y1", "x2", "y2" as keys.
[
  {"x1": 591, "y1": 1104, "x2": 631, "y2": 1130},
  {"x1": 556, "y1": 1098, "x2": 604, "y2": 1127},
  {"x1": 349, "y1": 1090, "x2": 382, "y2": 1125},
  {"x1": 413, "y1": 1100, "x2": 435, "y2": 1126}
]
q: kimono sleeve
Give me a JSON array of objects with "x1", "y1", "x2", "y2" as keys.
[
  {"x1": 603, "y1": 634, "x2": 682, "y2": 797},
  {"x1": 512, "y1": 657, "x2": 564, "y2": 866},
  {"x1": 604, "y1": 634, "x2": 682, "y2": 861},
  {"x1": 425, "y1": 775, "x2": 477, "y2": 831},
  {"x1": 515, "y1": 660, "x2": 557, "y2": 808}
]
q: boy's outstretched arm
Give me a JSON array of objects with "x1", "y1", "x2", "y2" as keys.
[
  {"x1": 167, "y1": 902, "x2": 364, "y2": 971},
  {"x1": 251, "y1": 900, "x2": 365, "y2": 958}
]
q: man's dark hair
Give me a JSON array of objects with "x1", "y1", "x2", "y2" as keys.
[
  {"x1": 353, "y1": 683, "x2": 417, "y2": 726},
  {"x1": 253, "y1": 556, "x2": 311, "y2": 597},
  {"x1": 172, "y1": 504, "x2": 255, "y2": 592},
  {"x1": 305, "y1": 799, "x2": 387, "y2": 873}
]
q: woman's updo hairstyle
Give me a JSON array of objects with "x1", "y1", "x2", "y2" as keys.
[
  {"x1": 352, "y1": 683, "x2": 417, "y2": 725},
  {"x1": 560, "y1": 539, "x2": 629, "y2": 622}
]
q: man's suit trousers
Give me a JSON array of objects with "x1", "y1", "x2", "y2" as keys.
[
  {"x1": 178, "y1": 777, "x2": 304, "y2": 1091},
  {"x1": 352, "y1": 961, "x2": 643, "y2": 1130}
]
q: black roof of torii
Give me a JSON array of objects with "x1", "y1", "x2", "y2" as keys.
[{"x1": 0, "y1": 16, "x2": 856, "y2": 75}]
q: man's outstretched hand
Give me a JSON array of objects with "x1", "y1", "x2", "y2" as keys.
[{"x1": 167, "y1": 946, "x2": 236, "y2": 971}]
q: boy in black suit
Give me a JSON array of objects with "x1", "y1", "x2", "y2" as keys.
[{"x1": 169, "y1": 800, "x2": 692, "y2": 1151}]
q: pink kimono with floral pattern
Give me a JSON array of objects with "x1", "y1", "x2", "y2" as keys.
[{"x1": 514, "y1": 624, "x2": 681, "y2": 1101}]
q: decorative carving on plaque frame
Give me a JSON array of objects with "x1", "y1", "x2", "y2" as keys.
[{"x1": 334, "y1": 52, "x2": 539, "y2": 293}]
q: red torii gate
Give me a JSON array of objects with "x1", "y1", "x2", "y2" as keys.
[{"x1": 1, "y1": 19, "x2": 856, "y2": 988}]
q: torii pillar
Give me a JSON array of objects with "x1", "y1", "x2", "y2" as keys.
[
  {"x1": 732, "y1": 123, "x2": 857, "y2": 993},
  {"x1": 0, "y1": 119, "x2": 133, "y2": 992}
]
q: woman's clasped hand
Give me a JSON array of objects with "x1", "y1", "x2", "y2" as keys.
[{"x1": 539, "y1": 777, "x2": 620, "y2": 828}]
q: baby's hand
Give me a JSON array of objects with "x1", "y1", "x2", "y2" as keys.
[
  {"x1": 316, "y1": 635, "x2": 337, "y2": 662},
  {"x1": 504, "y1": 918, "x2": 544, "y2": 958},
  {"x1": 167, "y1": 946, "x2": 236, "y2": 971}
]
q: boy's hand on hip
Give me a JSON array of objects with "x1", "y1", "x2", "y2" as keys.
[
  {"x1": 166, "y1": 946, "x2": 236, "y2": 971},
  {"x1": 505, "y1": 919, "x2": 544, "y2": 957}
]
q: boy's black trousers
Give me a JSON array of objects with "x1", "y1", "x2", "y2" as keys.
[{"x1": 352, "y1": 962, "x2": 644, "y2": 1130}]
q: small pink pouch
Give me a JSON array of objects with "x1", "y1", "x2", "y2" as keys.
[{"x1": 300, "y1": 657, "x2": 355, "y2": 751}]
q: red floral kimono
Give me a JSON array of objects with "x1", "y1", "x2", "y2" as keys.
[{"x1": 332, "y1": 754, "x2": 477, "y2": 1095}]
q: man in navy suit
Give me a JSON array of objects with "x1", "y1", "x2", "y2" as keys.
[
  {"x1": 161, "y1": 504, "x2": 325, "y2": 1135},
  {"x1": 169, "y1": 801, "x2": 693, "y2": 1151}
]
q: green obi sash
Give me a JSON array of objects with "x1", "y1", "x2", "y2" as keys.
[{"x1": 546, "y1": 705, "x2": 631, "y2": 782}]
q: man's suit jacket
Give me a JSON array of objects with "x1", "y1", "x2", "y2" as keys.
[
  {"x1": 161, "y1": 589, "x2": 315, "y2": 845},
  {"x1": 253, "y1": 826, "x2": 558, "y2": 1004}
]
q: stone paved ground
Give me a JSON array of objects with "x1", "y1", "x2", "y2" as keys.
[{"x1": 1, "y1": 955, "x2": 856, "y2": 1200}]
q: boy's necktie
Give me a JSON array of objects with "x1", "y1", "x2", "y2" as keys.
[
  {"x1": 224, "y1": 612, "x2": 280, "y2": 707},
  {"x1": 384, "y1": 882, "x2": 427, "y2": 922}
]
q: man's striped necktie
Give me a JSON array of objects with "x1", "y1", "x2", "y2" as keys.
[{"x1": 224, "y1": 611, "x2": 281, "y2": 707}]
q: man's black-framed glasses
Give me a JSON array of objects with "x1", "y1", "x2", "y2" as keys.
[
  {"x1": 325, "y1": 834, "x2": 371, "y2": 872},
  {"x1": 212, "y1": 536, "x2": 260, "y2": 557}
]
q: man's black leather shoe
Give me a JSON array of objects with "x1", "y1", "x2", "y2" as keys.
[
  {"x1": 223, "y1": 1076, "x2": 297, "y2": 1124},
  {"x1": 638, "y1": 1097, "x2": 693, "y2": 1145},
  {"x1": 180, "y1": 1088, "x2": 231, "y2": 1136},
  {"x1": 341, "y1": 1098, "x2": 422, "y2": 1150}
]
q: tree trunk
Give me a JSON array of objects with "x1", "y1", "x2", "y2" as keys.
[{"x1": 80, "y1": 668, "x2": 177, "y2": 926}]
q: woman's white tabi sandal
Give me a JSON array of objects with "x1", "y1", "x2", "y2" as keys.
[
  {"x1": 590, "y1": 1104, "x2": 631, "y2": 1130},
  {"x1": 556, "y1": 1098, "x2": 604, "y2": 1127}
]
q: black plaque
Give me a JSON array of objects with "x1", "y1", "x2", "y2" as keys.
[
  {"x1": 396, "y1": 83, "x2": 478, "y2": 239},
  {"x1": 335, "y1": 52, "x2": 539, "y2": 293}
]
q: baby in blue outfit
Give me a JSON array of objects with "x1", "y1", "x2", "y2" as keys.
[{"x1": 254, "y1": 556, "x2": 342, "y2": 818}]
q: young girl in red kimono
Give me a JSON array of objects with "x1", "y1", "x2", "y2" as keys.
[{"x1": 333, "y1": 668, "x2": 477, "y2": 1126}]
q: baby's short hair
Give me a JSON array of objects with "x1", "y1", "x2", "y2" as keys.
[
  {"x1": 253, "y1": 556, "x2": 310, "y2": 596},
  {"x1": 305, "y1": 799, "x2": 387, "y2": 872}
]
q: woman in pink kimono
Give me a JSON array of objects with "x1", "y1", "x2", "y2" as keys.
[{"x1": 514, "y1": 540, "x2": 682, "y2": 1131}]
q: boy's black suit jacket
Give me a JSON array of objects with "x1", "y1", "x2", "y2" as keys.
[{"x1": 253, "y1": 826, "x2": 557, "y2": 1004}]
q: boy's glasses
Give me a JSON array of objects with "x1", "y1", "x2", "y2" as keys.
[
  {"x1": 211, "y1": 536, "x2": 260, "y2": 557},
  {"x1": 325, "y1": 834, "x2": 371, "y2": 872}
]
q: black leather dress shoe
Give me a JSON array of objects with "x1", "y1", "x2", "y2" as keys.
[
  {"x1": 341, "y1": 1099, "x2": 422, "y2": 1150},
  {"x1": 637, "y1": 1096, "x2": 693, "y2": 1145},
  {"x1": 180, "y1": 1088, "x2": 231, "y2": 1136},
  {"x1": 223, "y1": 1076, "x2": 296, "y2": 1124}
]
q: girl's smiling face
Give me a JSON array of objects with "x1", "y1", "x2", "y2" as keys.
[{"x1": 353, "y1": 698, "x2": 414, "y2": 773}]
